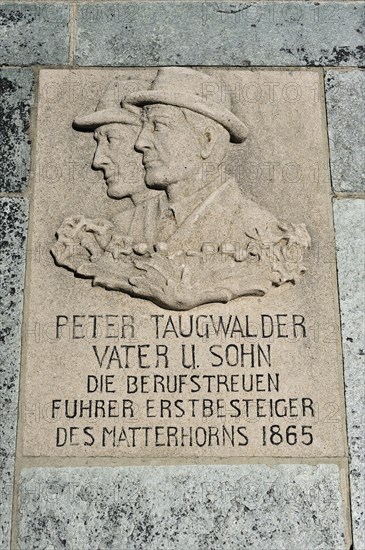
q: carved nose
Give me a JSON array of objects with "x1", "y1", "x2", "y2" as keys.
[
  {"x1": 135, "y1": 125, "x2": 151, "y2": 152},
  {"x1": 92, "y1": 145, "x2": 107, "y2": 169}
]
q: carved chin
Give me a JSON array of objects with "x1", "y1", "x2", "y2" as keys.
[
  {"x1": 144, "y1": 169, "x2": 167, "y2": 188},
  {"x1": 144, "y1": 167, "x2": 174, "y2": 189},
  {"x1": 106, "y1": 183, "x2": 128, "y2": 199}
]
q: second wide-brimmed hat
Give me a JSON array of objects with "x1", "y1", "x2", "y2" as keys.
[
  {"x1": 124, "y1": 68, "x2": 248, "y2": 143},
  {"x1": 73, "y1": 78, "x2": 150, "y2": 130}
]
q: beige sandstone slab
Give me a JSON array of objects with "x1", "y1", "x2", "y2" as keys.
[{"x1": 20, "y1": 68, "x2": 347, "y2": 458}]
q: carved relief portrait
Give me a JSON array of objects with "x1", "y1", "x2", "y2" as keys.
[{"x1": 51, "y1": 67, "x2": 310, "y2": 310}]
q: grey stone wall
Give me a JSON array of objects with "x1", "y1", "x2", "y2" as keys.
[
  {"x1": 18, "y1": 464, "x2": 346, "y2": 550},
  {"x1": 1, "y1": 3, "x2": 364, "y2": 549}
]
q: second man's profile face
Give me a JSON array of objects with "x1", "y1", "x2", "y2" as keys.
[
  {"x1": 134, "y1": 105, "x2": 203, "y2": 189},
  {"x1": 92, "y1": 123, "x2": 144, "y2": 199}
]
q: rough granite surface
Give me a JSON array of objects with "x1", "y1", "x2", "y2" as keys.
[
  {"x1": 0, "y1": 69, "x2": 34, "y2": 193},
  {"x1": 18, "y1": 464, "x2": 345, "y2": 550},
  {"x1": 326, "y1": 70, "x2": 365, "y2": 193},
  {"x1": 76, "y1": 2, "x2": 365, "y2": 67},
  {"x1": 334, "y1": 199, "x2": 365, "y2": 550},
  {"x1": 0, "y1": 3, "x2": 70, "y2": 66},
  {"x1": 0, "y1": 198, "x2": 29, "y2": 550}
]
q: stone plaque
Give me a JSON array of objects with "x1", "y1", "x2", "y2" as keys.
[{"x1": 21, "y1": 68, "x2": 346, "y2": 457}]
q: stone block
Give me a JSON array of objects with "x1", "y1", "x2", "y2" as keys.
[
  {"x1": 76, "y1": 2, "x2": 365, "y2": 67},
  {"x1": 0, "y1": 69, "x2": 34, "y2": 193},
  {"x1": 0, "y1": 3, "x2": 70, "y2": 66},
  {"x1": 326, "y1": 70, "x2": 365, "y2": 193},
  {"x1": 18, "y1": 464, "x2": 346, "y2": 550},
  {"x1": 0, "y1": 198, "x2": 29, "y2": 550},
  {"x1": 334, "y1": 199, "x2": 365, "y2": 550}
]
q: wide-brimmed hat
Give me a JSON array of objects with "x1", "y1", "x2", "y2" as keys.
[
  {"x1": 124, "y1": 68, "x2": 248, "y2": 143},
  {"x1": 73, "y1": 78, "x2": 150, "y2": 130}
]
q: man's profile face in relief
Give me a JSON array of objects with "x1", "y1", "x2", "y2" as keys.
[
  {"x1": 92, "y1": 122, "x2": 145, "y2": 199},
  {"x1": 134, "y1": 105, "x2": 204, "y2": 189}
]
